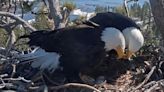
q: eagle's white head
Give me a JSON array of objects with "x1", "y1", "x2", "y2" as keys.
[
  {"x1": 122, "y1": 27, "x2": 144, "y2": 59},
  {"x1": 101, "y1": 27, "x2": 126, "y2": 59}
]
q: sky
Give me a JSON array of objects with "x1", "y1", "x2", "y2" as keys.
[{"x1": 62, "y1": 0, "x2": 149, "y2": 12}]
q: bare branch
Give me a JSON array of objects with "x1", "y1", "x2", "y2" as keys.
[
  {"x1": 124, "y1": 0, "x2": 130, "y2": 17},
  {"x1": 0, "y1": 11, "x2": 36, "y2": 55},
  {"x1": 13, "y1": 0, "x2": 17, "y2": 14},
  {"x1": 50, "y1": 83, "x2": 101, "y2": 92},
  {"x1": 7, "y1": 0, "x2": 12, "y2": 12},
  {"x1": 0, "y1": 74, "x2": 8, "y2": 78},
  {"x1": 5, "y1": 31, "x2": 16, "y2": 56},
  {"x1": 19, "y1": 0, "x2": 24, "y2": 18},
  {"x1": 47, "y1": 0, "x2": 63, "y2": 29},
  {"x1": 134, "y1": 66, "x2": 156, "y2": 90},
  {"x1": 0, "y1": 21, "x2": 19, "y2": 30},
  {"x1": 0, "y1": 11, "x2": 36, "y2": 32},
  {"x1": 42, "y1": 0, "x2": 48, "y2": 7},
  {"x1": 3, "y1": 77, "x2": 31, "y2": 83}
]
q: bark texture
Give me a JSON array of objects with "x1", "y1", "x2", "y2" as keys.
[{"x1": 149, "y1": 0, "x2": 164, "y2": 45}]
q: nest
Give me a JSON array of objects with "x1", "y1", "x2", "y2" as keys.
[{"x1": 0, "y1": 45, "x2": 164, "y2": 92}]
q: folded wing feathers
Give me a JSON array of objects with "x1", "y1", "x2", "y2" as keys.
[{"x1": 17, "y1": 48, "x2": 60, "y2": 72}]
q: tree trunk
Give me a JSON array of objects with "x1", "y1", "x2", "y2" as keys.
[
  {"x1": 149, "y1": 0, "x2": 164, "y2": 45},
  {"x1": 47, "y1": 0, "x2": 63, "y2": 29}
]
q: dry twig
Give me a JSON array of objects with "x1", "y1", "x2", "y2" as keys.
[
  {"x1": 134, "y1": 66, "x2": 156, "y2": 90},
  {"x1": 50, "y1": 83, "x2": 101, "y2": 92}
]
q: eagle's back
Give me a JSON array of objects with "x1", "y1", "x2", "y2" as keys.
[{"x1": 86, "y1": 12, "x2": 140, "y2": 30}]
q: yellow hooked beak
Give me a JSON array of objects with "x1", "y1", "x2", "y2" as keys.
[
  {"x1": 115, "y1": 45, "x2": 125, "y2": 59},
  {"x1": 123, "y1": 50, "x2": 134, "y2": 59}
]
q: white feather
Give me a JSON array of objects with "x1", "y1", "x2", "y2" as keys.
[
  {"x1": 122, "y1": 27, "x2": 144, "y2": 52},
  {"x1": 101, "y1": 27, "x2": 125, "y2": 51},
  {"x1": 18, "y1": 48, "x2": 60, "y2": 72}
]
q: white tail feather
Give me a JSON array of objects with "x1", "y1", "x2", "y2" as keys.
[{"x1": 18, "y1": 48, "x2": 60, "y2": 72}]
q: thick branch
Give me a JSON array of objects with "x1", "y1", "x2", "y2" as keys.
[
  {"x1": 0, "y1": 11, "x2": 36, "y2": 32},
  {"x1": 50, "y1": 83, "x2": 101, "y2": 92},
  {"x1": 47, "y1": 0, "x2": 63, "y2": 29},
  {"x1": 124, "y1": 0, "x2": 130, "y2": 17},
  {"x1": 149, "y1": 0, "x2": 164, "y2": 45}
]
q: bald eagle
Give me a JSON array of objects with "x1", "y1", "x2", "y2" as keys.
[
  {"x1": 17, "y1": 24, "x2": 125, "y2": 78},
  {"x1": 83, "y1": 12, "x2": 144, "y2": 59}
]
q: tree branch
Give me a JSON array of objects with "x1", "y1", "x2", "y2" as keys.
[
  {"x1": 134, "y1": 66, "x2": 156, "y2": 90},
  {"x1": 124, "y1": 0, "x2": 130, "y2": 17},
  {"x1": 50, "y1": 83, "x2": 101, "y2": 92},
  {"x1": 47, "y1": 0, "x2": 63, "y2": 29},
  {"x1": 0, "y1": 11, "x2": 36, "y2": 32}
]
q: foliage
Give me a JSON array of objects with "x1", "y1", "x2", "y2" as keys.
[
  {"x1": 0, "y1": 29, "x2": 8, "y2": 47},
  {"x1": 62, "y1": 1, "x2": 76, "y2": 11},
  {"x1": 129, "y1": 3, "x2": 142, "y2": 17},
  {"x1": 22, "y1": 1, "x2": 34, "y2": 12},
  {"x1": 114, "y1": 5, "x2": 127, "y2": 15},
  {"x1": 32, "y1": 6, "x2": 53, "y2": 30},
  {"x1": 0, "y1": 27, "x2": 28, "y2": 50},
  {"x1": 95, "y1": 6, "x2": 113, "y2": 13},
  {"x1": 138, "y1": 1, "x2": 160, "y2": 46},
  {"x1": 14, "y1": 27, "x2": 30, "y2": 51},
  {"x1": 141, "y1": 1, "x2": 151, "y2": 21}
]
